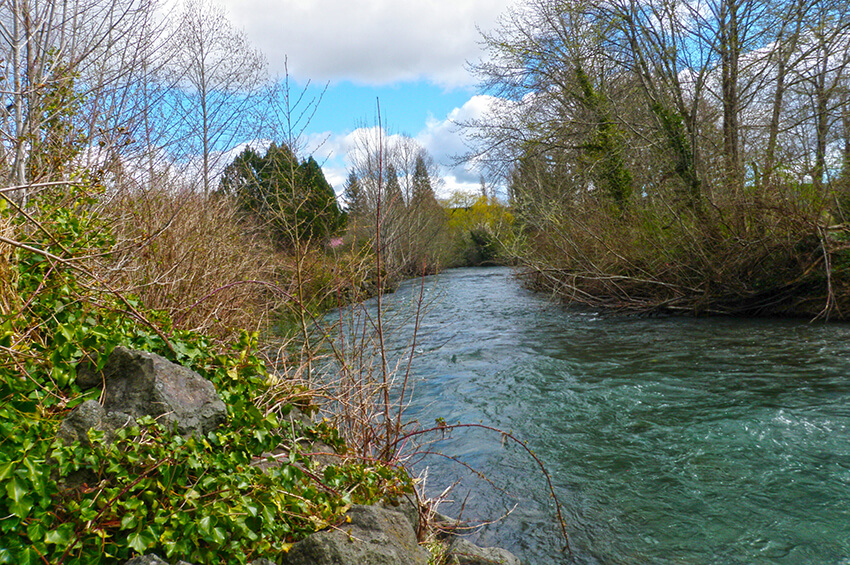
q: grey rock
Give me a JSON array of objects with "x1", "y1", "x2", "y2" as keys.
[
  {"x1": 75, "y1": 354, "x2": 104, "y2": 389},
  {"x1": 381, "y1": 493, "x2": 420, "y2": 535},
  {"x1": 447, "y1": 538, "x2": 522, "y2": 565},
  {"x1": 124, "y1": 555, "x2": 170, "y2": 565},
  {"x1": 56, "y1": 400, "x2": 139, "y2": 446},
  {"x1": 56, "y1": 400, "x2": 110, "y2": 445},
  {"x1": 249, "y1": 560, "x2": 277, "y2": 565},
  {"x1": 101, "y1": 346, "x2": 226, "y2": 437},
  {"x1": 280, "y1": 504, "x2": 429, "y2": 565}
]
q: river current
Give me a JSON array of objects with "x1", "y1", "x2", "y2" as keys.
[{"x1": 340, "y1": 267, "x2": 850, "y2": 564}]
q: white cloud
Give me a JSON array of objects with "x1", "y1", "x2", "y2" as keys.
[
  {"x1": 216, "y1": 0, "x2": 514, "y2": 87},
  {"x1": 415, "y1": 94, "x2": 500, "y2": 191},
  {"x1": 305, "y1": 94, "x2": 502, "y2": 198}
]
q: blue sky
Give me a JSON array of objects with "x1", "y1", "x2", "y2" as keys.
[
  {"x1": 294, "y1": 81, "x2": 475, "y2": 139},
  {"x1": 218, "y1": 0, "x2": 515, "y2": 196}
]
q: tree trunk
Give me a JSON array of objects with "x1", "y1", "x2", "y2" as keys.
[
  {"x1": 720, "y1": 0, "x2": 743, "y2": 200},
  {"x1": 813, "y1": 46, "x2": 829, "y2": 195},
  {"x1": 764, "y1": 1, "x2": 804, "y2": 190}
]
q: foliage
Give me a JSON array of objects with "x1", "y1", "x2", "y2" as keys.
[
  {"x1": 443, "y1": 192, "x2": 516, "y2": 267},
  {"x1": 26, "y1": 67, "x2": 90, "y2": 182},
  {"x1": 573, "y1": 65, "x2": 633, "y2": 213},
  {"x1": 0, "y1": 187, "x2": 412, "y2": 565},
  {"x1": 466, "y1": 0, "x2": 850, "y2": 318},
  {"x1": 220, "y1": 144, "x2": 345, "y2": 246}
]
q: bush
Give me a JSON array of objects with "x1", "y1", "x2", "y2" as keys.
[{"x1": 0, "y1": 184, "x2": 412, "y2": 565}]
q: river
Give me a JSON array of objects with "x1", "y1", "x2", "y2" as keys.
[{"x1": 338, "y1": 266, "x2": 850, "y2": 564}]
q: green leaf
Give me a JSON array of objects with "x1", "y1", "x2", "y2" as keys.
[
  {"x1": 9, "y1": 494, "x2": 33, "y2": 518},
  {"x1": 121, "y1": 513, "x2": 138, "y2": 530},
  {"x1": 5, "y1": 475, "x2": 27, "y2": 502},
  {"x1": 0, "y1": 462, "x2": 15, "y2": 482},
  {"x1": 127, "y1": 528, "x2": 156, "y2": 553},
  {"x1": 212, "y1": 526, "x2": 227, "y2": 545},
  {"x1": 198, "y1": 515, "x2": 214, "y2": 536},
  {"x1": 45, "y1": 522, "x2": 75, "y2": 546},
  {"x1": 26, "y1": 521, "x2": 46, "y2": 542}
]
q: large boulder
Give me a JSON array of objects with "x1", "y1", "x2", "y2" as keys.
[
  {"x1": 99, "y1": 347, "x2": 226, "y2": 437},
  {"x1": 55, "y1": 399, "x2": 123, "y2": 445},
  {"x1": 280, "y1": 504, "x2": 429, "y2": 565}
]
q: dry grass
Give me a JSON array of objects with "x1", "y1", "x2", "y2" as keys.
[{"x1": 105, "y1": 186, "x2": 281, "y2": 340}]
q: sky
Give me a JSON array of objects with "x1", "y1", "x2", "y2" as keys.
[{"x1": 216, "y1": 0, "x2": 516, "y2": 197}]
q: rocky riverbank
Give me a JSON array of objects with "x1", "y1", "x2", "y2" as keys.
[{"x1": 57, "y1": 346, "x2": 522, "y2": 565}]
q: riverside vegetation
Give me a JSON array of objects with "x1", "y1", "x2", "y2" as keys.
[
  {"x1": 0, "y1": 1, "x2": 518, "y2": 557},
  {"x1": 4, "y1": 0, "x2": 849, "y2": 562},
  {"x1": 0, "y1": 181, "x2": 415, "y2": 564},
  {"x1": 0, "y1": 0, "x2": 515, "y2": 561},
  {"x1": 463, "y1": 0, "x2": 850, "y2": 319}
]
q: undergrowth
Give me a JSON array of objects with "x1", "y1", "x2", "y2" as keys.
[{"x1": 0, "y1": 182, "x2": 412, "y2": 565}]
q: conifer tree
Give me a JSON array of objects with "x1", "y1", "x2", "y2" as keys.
[
  {"x1": 344, "y1": 170, "x2": 366, "y2": 219},
  {"x1": 220, "y1": 144, "x2": 344, "y2": 245}
]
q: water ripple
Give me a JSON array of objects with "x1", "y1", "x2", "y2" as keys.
[{"x1": 344, "y1": 267, "x2": 850, "y2": 564}]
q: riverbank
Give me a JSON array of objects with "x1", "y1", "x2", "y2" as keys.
[
  {"x1": 511, "y1": 210, "x2": 850, "y2": 321},
  {"x1": 43, "y1": 344, "x2": 522, "y2": 565},
  {"x1": 0, "y1": 187, "x2": 526, "y2": 564}
]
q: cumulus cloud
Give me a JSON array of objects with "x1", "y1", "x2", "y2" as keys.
[
  {"x1": 304, "y1": 94, "x2": 501, "y2": 198},
  {"x1": 415, "y1": 94, "x2": 499, "y2": 185},
  {"x1": 217, "y1": 0, "x2": 513, "y2": 87}
]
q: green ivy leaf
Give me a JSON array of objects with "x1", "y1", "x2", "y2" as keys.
[
  {"x1": 127, "y1": 527, "x2": 156, "y2": 553},
  {"x1": 0, "y1": 462, "x2": 14, "y2": 482},
  {"x1": 9, "y1": 494, "x2": 33, "y2": 518},
  {"x1": 212, "y1": 526, "x2": 227, "y2": 545},
  {"x1": 121, "y1": 513, "x2": 138, "y2": 530},
  {"x1": 5, "y1": 475, "x2": 27, "y2": 502},
  {"x1": 26, "y1": 521, "x2": 46, "y2": 542},
  {"x1": 45, "y1": 522, "x2": 75, "y2": 546},
  {"x1": 198, "y1": 515, "x2": 215, "y2": 536}
]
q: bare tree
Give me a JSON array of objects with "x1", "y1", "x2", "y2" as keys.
[
  {"x1": 166, "y1": 0, "x2": 267, "y2": 194},
  {"x1": 0, "y1": 0, "x2": 165, "y2": 200}
]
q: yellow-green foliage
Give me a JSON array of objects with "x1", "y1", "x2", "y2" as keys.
[{"x1": 443, "y1": 192, "x2": 515, "y2": 266}]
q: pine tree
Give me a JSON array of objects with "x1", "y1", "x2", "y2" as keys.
[
  {"x1": 384, "y1": 163, "x2": 404, "y2": 211},
  {"x1": 411, "y1": 153, "x2": 438, "y2": 209},
  {"x1": 344, "y1": 170, "x2": 365, "y2": 218}
]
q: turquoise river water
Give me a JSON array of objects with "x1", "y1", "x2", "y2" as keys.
[{"x1": 343, "y1": 267, "x2": 850, "y2": 564}]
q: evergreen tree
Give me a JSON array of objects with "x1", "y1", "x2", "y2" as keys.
[
  {"x1": 411, "y1": 153, "x2": 438, "y2": 209},
  {"x1": 220, "y1": 146, "x2": 266, "y2": 209},
  {"x1": 344, "y1": 170, "x2": 366, "y2": 218},
  {"x1": 384, "y1": 163, "x2": 403, "y2": 211},
  {"x1": 296, "y1": 156, "x2": 345, "y2": 241},
  {"x1": 220, "y1": 144, "x2": 344, "y2": 245}
]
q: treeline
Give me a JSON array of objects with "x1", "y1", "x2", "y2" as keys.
[
  {"x1": 466, "y1": 0, "x2": 850, "y2": 318},
  {"x1": 341, "y1": 132, "x2": 515, "y2": 280}
]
